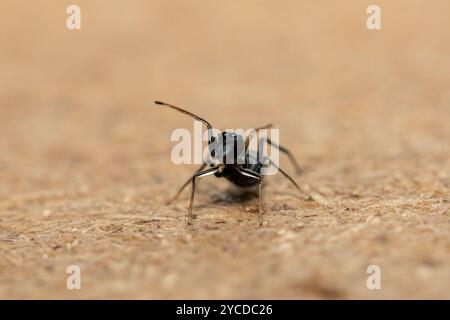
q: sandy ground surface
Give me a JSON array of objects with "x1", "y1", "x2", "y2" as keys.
[{"x1": 0, "y1": 1, "x2": 449, "y2": 299}]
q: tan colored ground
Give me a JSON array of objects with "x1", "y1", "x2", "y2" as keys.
[{"x1": 0, "y1": 1, "x2": 449, "y2": 299}]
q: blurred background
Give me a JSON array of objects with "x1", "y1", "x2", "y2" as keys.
[{"x1": 0, "y1": 1, "x2": 449, "y2": 299}]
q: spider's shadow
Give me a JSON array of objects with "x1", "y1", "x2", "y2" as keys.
[
  {"x1": 190, "y1": 177, "x2": 301, "y2": 210},
  {"x1": 196, "y1": 184, "x2": 264, "y2": 209}
]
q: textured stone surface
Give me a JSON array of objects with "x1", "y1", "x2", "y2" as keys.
[{"x1": 0, "y1": 1, "x2": 449, "y2": 299}]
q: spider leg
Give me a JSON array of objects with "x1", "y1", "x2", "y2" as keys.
[
  {"x1": 270, "y1": 161, "x2": 304, "y2": 192},
  {"x1": 259, "y1": 152, "x2": 305, "y2": 193},
  {"x1": 237, "y1": 168, "x2": 263, "y2": 226},
  {"x1": 246, "y1": 127, "x2": 302, "y2": 174},
  {"x1": 166, "y1": 163, "x2": 206, "y2": 205},
  {"x1": 265, "y1": 137, "x2": 302, "y2": 174},
  {"x1": 244, "y1": 124, "x2": 273, "y2": 151},
  {"x1": 188, "y1": 166, "x2": 219, "y2": 225},
  {"x1": 264, "y1": 157, "x2": 327, "y2": 204}
]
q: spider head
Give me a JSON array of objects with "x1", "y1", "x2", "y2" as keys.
[{"x1": 209, "y1": 131, "x2": 246, "y2": 165}]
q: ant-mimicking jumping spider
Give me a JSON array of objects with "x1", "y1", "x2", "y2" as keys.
[{"x1": 155, "y1": 100, "x2": 315, "y2": 226}]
